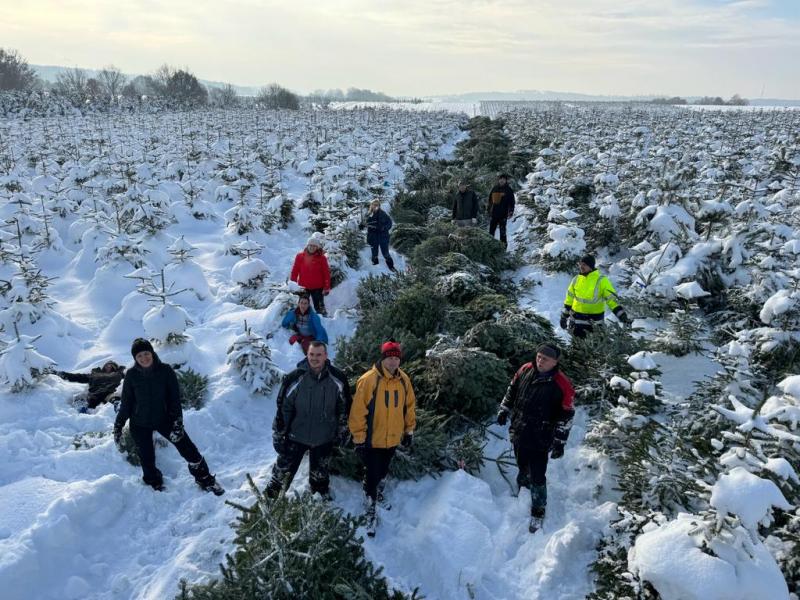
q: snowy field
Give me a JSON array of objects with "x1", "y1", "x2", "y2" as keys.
[{"x1": 1, "y1": 101, "x2": 798, "y2": 599}]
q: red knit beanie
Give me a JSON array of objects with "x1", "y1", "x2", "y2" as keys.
[{"x1": 381, "y1": 341, "x2": 402, "y2": 359}]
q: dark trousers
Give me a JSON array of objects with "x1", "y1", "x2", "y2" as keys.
[
  {"x1": 361, "y1": 447, "x2": 397, "y2": 501},
  {"x1": 489, "y1": 214, "x2": 508, "y2": 245},
  {"x1": 306, "y1": 288, "x2": 327, "y2": 316},
  {"x1": 370, "y1": 239, "x2": 394, "y2": 269},
  {"x1": 130, "y1": 424, "x2": 208, "y2": 486},
  {"x1": 268, "y1": 441, "x2": 333, "y2": 495},
  {"x1": 513, "y1": 441, "x2": 549, "y2": 491}
]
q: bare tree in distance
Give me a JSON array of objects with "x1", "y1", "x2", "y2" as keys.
[
  {"x1": 0, "y1": 48, "x2": 38, "y2": 91},
  {"x1": 98, "y1": 65, "x2": 127, "y2": 99},
  {"x1": 151, "y1": 63, "x2": 174, "y2": 96},
  {"x1": 256, "y1": 83, "x2": 299, "y2": 110},
  {"x1": 209, "y1": 83, "x2": 239, "y2": 107},
  {"x1": 166, "y1": 69, "x2": 208, "y2": 106},
  {"x1": 54, "y1": 67, "x2": 88, "y2": 100}
]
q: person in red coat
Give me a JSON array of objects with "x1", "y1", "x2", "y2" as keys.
[{"x1": 290, "y1": 235, "x2": 331, "y2": 316}]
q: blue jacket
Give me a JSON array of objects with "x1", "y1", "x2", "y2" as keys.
[
  {"x1": 366, "y1": 209, "x2": 392, "y2": 246},
  {"x1": 281, "y1": 308, "x2": 328, "y2": 344}
]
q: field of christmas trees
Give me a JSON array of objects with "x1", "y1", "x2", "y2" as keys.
[{"x1": 0, "y1": 99, "x2": 798, "y2": 599}]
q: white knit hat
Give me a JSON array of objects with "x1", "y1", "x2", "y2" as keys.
[{"x1": 306, "y1": 233, "x2": 324, "y2": 248}]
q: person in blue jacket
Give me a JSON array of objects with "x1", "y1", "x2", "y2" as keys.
[
  {"x1": 281, "y1": 293, "x2": 328, "y2": 354},
  {"x1": 364, "y1": 199, "x2": 396, "y2": 272}
]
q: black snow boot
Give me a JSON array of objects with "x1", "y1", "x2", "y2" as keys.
[
  {"x1": 189, "y1": 459, "x2": 224, "y2": 496},
  {"x1": 365, "y1": 500, "x2": 377, "y2": 537}
]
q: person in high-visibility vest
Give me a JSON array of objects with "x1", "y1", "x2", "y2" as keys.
[{"x1": 560, "y1": 254, "x2": 629, "y2": 337}]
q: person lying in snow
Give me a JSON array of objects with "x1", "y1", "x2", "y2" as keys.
[
  {"x1": 113, "y1": 338, "x2": 224, "y2": 495},
  {"x1": 56, "y1": 360, "x2": 125, "y2": 411},
  {"x1": 281, "y1": 292, "x2": 328, "y2": 354}
]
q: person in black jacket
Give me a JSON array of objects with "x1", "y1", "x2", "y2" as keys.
[
  {"x1": 364, "y1": 199, "x2": 396, "y2": 272},
  {"x1": 57, "y1": 361, "x2": 125, "y2": 410},
  {"x1": 113, "y1": 338, "x2": 223, "y2": 495},
  {"x1": 487, "y1": 173, "x2": 515, "y2": 248},
  {"x1": 267, "y1": 341, "x2": 349, "y2": 500},
  {"x1": 452, "y1": 181, "x2": 479, "y2": 226},
  {"x1": 497, "y1": 342, "x2": 574, "y2": 532}
]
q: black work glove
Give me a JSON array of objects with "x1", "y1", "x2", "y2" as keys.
[
  {"x1": 497, "y1": 409, "x2": 509, "y2": 426},
  {"x1": 550, "y1": 442, "x2": 565, "y2": 459},
  {"x1": 353, "y1": 442, "x2": 367, "y2": 460},
  {"x1": 559, "y1": 310, "x2": 570, "y2": 330},
  {"x1": 337, "y1": 424, "x2": 350, "y2": 447},
  {"x1": 401, "y1": 432, "x2": 413, "y2": 448},
  {"x1": 615, "y1": 309, "x2": 631, "y2": 325},
  {"x1": 168, "y1": 420, "x2": 185, "y2": 443},
  {"x1": 273, "y1": 432, "x2": 286, "y2": 454}
]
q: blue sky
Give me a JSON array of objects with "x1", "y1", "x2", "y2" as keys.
[{"x1": 1, "y1": 0, "x2": 798, "y2": 98}]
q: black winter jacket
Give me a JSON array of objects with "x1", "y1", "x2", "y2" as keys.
[
  {"x1": 500, "y1": 363, "x2": 575, "y2": 450},
  {"x1": 115, "y1": 353, "x2": 182, "y2": 430},
  {"x1": 274, "y1": 361, "x2": 348, "y2": 448},
  {"x1": 60, "y1": 366, "x2": 125, "y2": 408},
  {"x1": 452, "y1": 189, "x2": 479, "y2": 220},
  {"x1": 366, "y1": 209, "x2": 392, "y2": 246},
  {"x1": 487, "y1": 184, "x2": 515, "y2": 218}
]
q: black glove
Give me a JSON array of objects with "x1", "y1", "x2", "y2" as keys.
[
  {"x1": 615, "y1": 309, "x2": 631, "y2": 325},
  {"x1": 337, "y1": 424, "x2": 350, "y2": 447},
  {"x1": 273, "y1": 432, "x2": 286, "y2": 454},
  {"x1": 401, "y1": 432, "x2": 413, "y2": 448},
  {"x1": 353, "y1": 442, "x2": 367, "y2": 460},
  {"x1": 550, "y1": 442, "x2": 565, "y2": 459},
  {"x1": 497, "y1": 409, "x2": 509, "y2": 426},
  {"x1": 559, "y1": 310, "x2": 570, "y2": 330},
  {"x1": 168, "y1": 420, "x2": 185, "y2": 443}
]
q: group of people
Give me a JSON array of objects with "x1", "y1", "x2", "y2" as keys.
[
  {"x1": 452, "y1": 173, "x2": 516, "y2": 247},
  {"x1": 267, "y1": 339, "x2": 414, "y2": 535}
]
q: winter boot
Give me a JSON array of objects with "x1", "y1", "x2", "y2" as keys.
[
  {"x1": 199, "y1": 476, "x2": 225, "y2": 496},
  {"x1": 376, "y1": 480, "x2": 391, "y2": 510},
  {"x1": 529, "y1": 485, "x2": 547, "y2": 533},
  {"x1": 143, "y1": 474, "x2": 165, "y2": 492},
  {"x1": 371, "y1": 256, "x2": 379, "y2": 265},
  {"x1": 189, "y1": 459, "x2": 225, "y2": 496},
  {"x1": 365, "y1": 500, "x2": 378, "y2": 537}
]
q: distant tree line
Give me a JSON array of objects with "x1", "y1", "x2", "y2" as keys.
[{"x1": 649, "y1": 94, "x2": 749, "y2": 106}]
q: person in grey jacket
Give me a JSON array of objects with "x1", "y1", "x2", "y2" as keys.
[
  {"x1": 267, "y1": 341, "x2": 349, "y2": 499},
  {"x1": 452, "y1": 181, "x2": 479, "y2": 226}
]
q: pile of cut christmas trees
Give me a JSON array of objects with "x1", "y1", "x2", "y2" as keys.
[{"x1": 177, "y1": 116, "x2": 541, "y2": 599}]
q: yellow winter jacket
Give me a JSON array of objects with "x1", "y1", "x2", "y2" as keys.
[
  {"x1": 563, "y1": 269, "x2": 620, "y2": 316},
  {"x1": 349, "y1": 363, "x2": 416, "y2": 449}
]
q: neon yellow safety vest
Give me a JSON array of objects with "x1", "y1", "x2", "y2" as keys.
[{"x1": 564, "y1": 270, "x2": 620, "y2": 316}]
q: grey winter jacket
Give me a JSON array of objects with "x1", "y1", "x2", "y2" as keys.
[{"x1": 273, "y1": 363, "x2": 347, "y2": 448}]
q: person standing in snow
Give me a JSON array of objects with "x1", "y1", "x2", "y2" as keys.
[
  {"x1": 290, "y1": 234, "x2": 331, "y2": 316},
  {"x1": 364, "y1": 199, "x2": 396, "y2": 272},
  {"x1": 56, "y1": 360, "x2": 125, "y2": 411},
  {"x1": 560, "y1": 254, "x2": 630, "y2": 338},
  {"x1": 281, "y1": 292, "x2": 328, "y2": 354},
  {"x1": 487, "y1": 173, "x2": 515, "y2": 248},
  {"x1": 267, "y1": 341, "x2": 349, "y2": 500},
  {"x1": 113, "y1": 339, "x2": 224, "y2": 495},
  {"x1": 348, "y1": 340, "x2": 416, "y2": 536},
  {"x1": 452, "y1": 180, "x2": 479, "y2": 227},
  {"x1": 497, "y1": 342, "x2": 574, "y2": 532}
]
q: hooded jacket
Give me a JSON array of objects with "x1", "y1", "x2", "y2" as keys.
[
  {"x1": 290, "y1": 249, "x2": 331, "y2": 292},
  {"x1": 487, "y1": 183, "x2": 515, "y2": 218},
  {"x1": 349, "y1": 362, "x2": 416, "y2": 449},
  {"x1": 452, "y1": 189, "x2": 479, "y2": 220},
  {"x1": 281, "y1": 307, "x2": 329, "y2": 343},
  {"x1": 273, "y1": 360, "x2": 348, "y2": 448},
  {"x1": 115, "y1": 352, "x2": 182, "y2": 430},
  {"x1": 59, "y1": 365, "x2": 125, "y2": 408},
  {"x1": 500, "y1": 362, "x2": 574, "y2": 451}
]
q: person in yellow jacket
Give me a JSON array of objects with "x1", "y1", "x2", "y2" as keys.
[
  {"x1": 560, "y1": 254, "x2": 629, "y2": 338},
  {"x1": 348, "y1": 340, "x2": 416, "y2": 535}
]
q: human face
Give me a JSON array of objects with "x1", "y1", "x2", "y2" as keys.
[
  {"x1": 135, "y1": 351, "x2": 153, "y2": 368},
  {"x1": 498, "y1": 177, "x2": 507, "y2": 185},
  {"x1": 103, "y1": 362, "x2": 116, "y2": 373},
  {"x1": 307, "y1": 344, "x2": 327, "y2": 372},
  {"x1": 578, "y1": 261, "x2": 592, "y2": 275},
  {"x1": 458, "y1": 183, "x2": 466, "y2": 192},
  {"x1": 535, "y1": 352, "x2": 558, "y2": 372},
  {"x1": 381, "y1": 356, "x2": 401, "y2": 374},
  {"x1": 307, "y1": 243, "x2": 320, "y2": 253},
  {"x1": 298, "y1": 297, "x2": 310, "y2": 313}
]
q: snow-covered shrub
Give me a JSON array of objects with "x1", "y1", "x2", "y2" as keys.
[
  {"x1": 434, "y1": 271, "x2": 488, "y2": 305},
  {"x1": 226, "y1": 323, "x2": 282, "y2": 395},
  {"x1": 176, "y1": 367, "x2": 209, "y2": 410},
  {"x1": 462, "y1": 309, "x2": 554, "y2": 369},
  {"x1": 463, "y1": 293, "x2": 512, "y2": 323},
  {"x1": 0, "y1": 331, "x2": 55, "y2": 392},
  {"x1": 356, "y1": 273, "x2": 405, "y2": 312}
]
